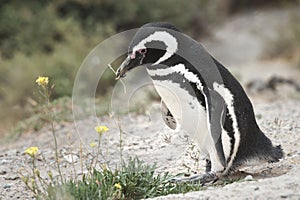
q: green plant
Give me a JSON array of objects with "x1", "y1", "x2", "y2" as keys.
[
  {"x1": 37, "y1": 76, "x2": 64, "y2": 183},
  {"x1": 20, "y1": 76, "x2": 64, "y2": 198},
  {"x1": 45, "y1": 157, "x2": 204, "y2": 200}
]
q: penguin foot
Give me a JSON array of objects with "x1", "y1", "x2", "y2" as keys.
[{"x1": 171, "y1": 171, "x2": 218, "y2": 185}]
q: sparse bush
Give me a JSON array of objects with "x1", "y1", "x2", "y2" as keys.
[
  {"x1": 223, "y1": 0, "x2": 299, "y2": 13},
  {"x1": 55, "y1": 0, "x2": 217, "y2": 37},
  {"x1": 0, "y1": 13, "x2": 101, "y2": 131},
  {"x1": 0, "y1": 2, "x2": 58, "y2": 58}
]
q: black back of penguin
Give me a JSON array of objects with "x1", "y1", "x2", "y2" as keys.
[{"x1": 211, "y1": 58, "x2": 283, "y2": 168}]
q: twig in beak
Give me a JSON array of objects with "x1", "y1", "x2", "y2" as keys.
[{"x1": 108, "y1": 64, "x2": 127, "y2": 93}]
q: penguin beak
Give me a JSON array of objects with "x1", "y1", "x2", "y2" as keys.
[
  {"x1": 115, "y1": 53, "x2": 144, "y2": 80},
  {"x1": 115, "y1": 55, "x2": 132, "y2": 80}
]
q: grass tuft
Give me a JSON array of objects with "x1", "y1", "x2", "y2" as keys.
[{"x1": 44, "y1": 157, "x2": 204, "y2": 200}]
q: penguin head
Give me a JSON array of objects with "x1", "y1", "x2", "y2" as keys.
[{"x1": 116, "y1": 22, "x2": 180, "y2": 79}]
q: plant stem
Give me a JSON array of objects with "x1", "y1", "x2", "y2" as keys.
[
  {"x1": 50, "y1": 120, "x2": 64, "y2": 183},
  {"x1": 31, "y1": 158, "x2": 39, "y2": 195},
  {"x1": 46, "y1": 87, "x2": 64, "y2": 184},
  {"x1": 119, "y1": 125, "x2": 123, "y2": 162},
  {"x1": 80, "y1": 143, "x2": 83, "y2": 175},
  {"x1": 111, "y1": 115, "x2": 123, "y2": 162}
]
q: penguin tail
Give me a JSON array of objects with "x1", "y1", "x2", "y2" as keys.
[{"x1": 268, "y1": 144, "x2": 284, "y2": 163}]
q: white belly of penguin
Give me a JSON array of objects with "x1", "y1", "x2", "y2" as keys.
[{"x1": 151, "y1": 79, "x2": 211, "y2": 155}]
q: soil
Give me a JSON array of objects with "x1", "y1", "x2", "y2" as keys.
[{"x1": 1, "y1": 98, "x2": 300, "y2": 199}]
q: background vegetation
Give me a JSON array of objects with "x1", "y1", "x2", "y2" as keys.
[{"x1": 0, "y1": 0, "x2": 299, "y2": 137}]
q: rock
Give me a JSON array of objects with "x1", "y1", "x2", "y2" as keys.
[
  {"x1": 0, "y1": 159, "x2": 9, "y2": 165},
  {"x1": 63, "y1": 154, "x2": 79, "y2": 163},
  {"x1": 0, "y1": 170, "x2": 7, "y2": 175},
  {"x1": 3, "y1": 184, "x2": 12, "y2": 189},
  {"x1": 244, "y1": 175, "x2": 253, "y2": 181},
  {"x1": 16, "y1": 150, "x2": 21, "y2": 156}
]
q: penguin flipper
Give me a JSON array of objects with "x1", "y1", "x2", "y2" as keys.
[
  {"x1": 161, "y1": 100, "x2": 177, "y2": 130},
  {"x1": 204, "y1": 89, "x2": 227, "y2": 171}
]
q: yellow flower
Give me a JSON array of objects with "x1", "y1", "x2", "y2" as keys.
[
  {"x1": 115, "y1": 183, "x2": 122, "y2": 190},
  {"x1": 35, "y1": 76, "x2": 49, "y2": 86},
  {"x1": 95, "y1": 125, "x2": 109, "y2": 134},
  {"x1": 101, "y1": 164, "x2": 108, "y2": 171},
  {"x1": 90, "y1": 142, "x2": 97, "y2": 148},
  {"x1": 24, "y1": 147, "x2": 39, "y2": 157}
]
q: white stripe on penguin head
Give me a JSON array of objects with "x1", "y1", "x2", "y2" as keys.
[{"x1": 132, "y1": 31, "x2": 178, "y2": 65}]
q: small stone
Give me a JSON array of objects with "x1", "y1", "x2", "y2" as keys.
[
  {"x1": 3, "y1": 184, "x2": 12, "y2": 189},
  {"x1": 184, "y1": 173, "x2": 191, "y2": 177},
  {"x1": 0, "y1": 170, "x2": 7, "y2": 175},
  {"x1": 0, "y1": 159, "x2": 9, "y2": 165},
  {"x1": 244, "y1": 175, "x2": 253, "y2": 181},
  {"x1": 63, "y1": 154, "x2": 79, "y2": 163}
]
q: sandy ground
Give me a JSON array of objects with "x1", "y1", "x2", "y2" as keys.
[
  {"x1": 1, "y1": 7, "x2": 300, "y2": 200},
  {"x1": 1, "y1": 98, "x2": 300, "y2": 199}
]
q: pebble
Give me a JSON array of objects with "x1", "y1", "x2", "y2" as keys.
[
  {"x1": 1, "y1": 159, "x2": 9, "y2": 165},
  {"x1": 63, "y1": 154, "x2": 79, "y2": 163},
  {"x1": 0, "y1": 170, "x2": 7, "y2": 175},
  {"x1": 3, "y1": 184, "x2": 12, "y2": 189},
  {"x1": 244, "y1": 175, "x2": 253, "y2": 181}
]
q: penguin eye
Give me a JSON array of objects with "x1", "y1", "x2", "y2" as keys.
[
  {"x1": 138, "y1": 48, "x2": 147, "y2": 54},
  {"x1": 129, "y1": 48, "x2": 147, "y2": 60}
]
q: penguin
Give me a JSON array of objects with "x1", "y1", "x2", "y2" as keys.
[{"x1": 115, "y1": 22, "x2": 283, "y2": 184}]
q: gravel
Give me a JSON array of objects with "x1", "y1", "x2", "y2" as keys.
[{"x1": 0, "y1": 98, "x2": 300, "y2": 199}]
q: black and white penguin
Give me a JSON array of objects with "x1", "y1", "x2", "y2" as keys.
[{"x1": 115, "y1": 22, "x2": 283, "y2": 184}]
